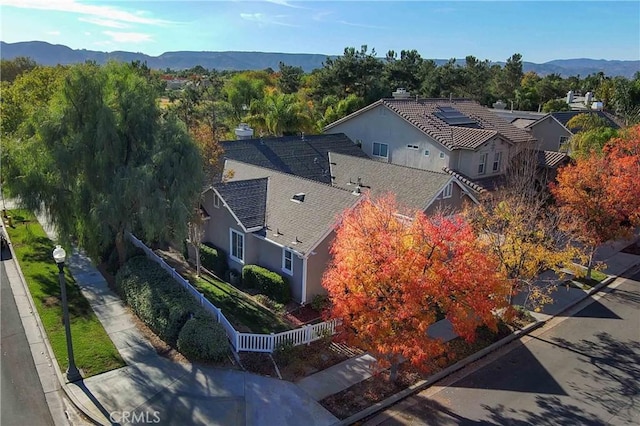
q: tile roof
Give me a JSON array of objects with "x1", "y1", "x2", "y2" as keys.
[
  {"x1": 329, "y1": 152, "x2": 453, "y2": 211},
  {"x1": 326, "y1": 98, "x2": 535, "y2": 150},
  {"x1": 223, "y1": 160, "x2": 360, "y2": 255},
  {"x1": 442, "y1": 167, "x2": 488, "y2": 194},
  {"x1": 213, "y1": 178, "x2": 268, "y2": 230},
  {"x1": 549, "y1": 111, "x2": 619, "y2": 131},
  {"x1": 537, "y1": 150, "x2": 570, "y2": 169},
  {"x1": 219, "y1": 133, "x2": 369, "y2": 184}
]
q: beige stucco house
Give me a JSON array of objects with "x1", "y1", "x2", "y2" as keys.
[{"x1": 323, "y1": 95, "x2": 537, "y2": 187}]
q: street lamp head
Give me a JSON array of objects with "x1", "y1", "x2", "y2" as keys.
[{"x1": 53, "y1": 245, "x2": 66, "y2": 264}]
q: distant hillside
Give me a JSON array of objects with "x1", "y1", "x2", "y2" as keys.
[{"x1": 2, "y1": 41, "x2": 639, "y2": 77}]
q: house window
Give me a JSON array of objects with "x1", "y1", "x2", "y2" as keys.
[
  {"x1": 229, "y1": 229, "x2": 244, "y2": 264},
  {"x1": 407, "y1": 144, "x2": 419, "y2": 150},
  {"x1": 478, "y1": 153, "x2": 488, "y2": 175},
  {"x1": 442, "y1": 182, "x2": 453, "y2": 199},
  {"x1": 492, "y1": 152, "x2": 502, "y2": 172},
  {"x1": 372, "y1": 142, "x2": 388, "y2": 158},
  {"x1": 282, "y1": 248, "x2": 293, "y2": 275},
  {"x1": 213, "y1": 193, "x2": 220, "y2": 208},
  {"x1": 559, "y1": 136, "x2": 569, "y2": 150},
  {"x1": 424, "y1": 149, "x2": 430, "y2": 156},
  {"x1": 439, "y1": 152, "x2": 445, "y2": 159}
]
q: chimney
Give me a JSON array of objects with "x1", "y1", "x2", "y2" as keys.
[
  {"x1": 234, "y1": 123, "x2": 254, "y2": 140},
  {"x1": 392, "y1": 88, "x2": 411, "y2": 99}
]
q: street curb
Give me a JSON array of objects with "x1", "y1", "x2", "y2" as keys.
[
  {"x1": 1, "y1": 221, "x2": 110, "y2": 426},
  {"x1": 337, "y1": 320, "x2": 544, "y2": 426},
  {"x1": 339, "y1": 262, "x2": 640, "y2": 426}
]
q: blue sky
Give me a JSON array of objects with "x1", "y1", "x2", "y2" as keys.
[{"x1": 1, "y1": 1, "x2": 639, "y2": 63}]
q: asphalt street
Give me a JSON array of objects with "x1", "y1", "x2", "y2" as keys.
[
  {"x1": 367, "y1": 269, "x2": 640, "y2": 425},
  {"x1": 1, "y1": 247, "x2": 55, "y2": 426}
]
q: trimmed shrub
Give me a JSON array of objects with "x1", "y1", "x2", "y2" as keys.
[
  {"x1": 115, "y1": 256, "x2": 206, "y2": 345},
  {"x1": 242, "y1": 265, "x2": 290, "y2": 304},
  {"x1": 177, "y1": 316, "x2": 230, "y2": 362},
  {"x1": 200, "y1": 243, "x2": 228, "y2": 277}
]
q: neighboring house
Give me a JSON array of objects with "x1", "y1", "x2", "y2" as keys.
[
  {"x1": 202, "y1": 160, "x2": 361, "y2": 304},
  {"x1": 323, "y1": 95, "x2": 536, "y2": 186},
  {"x1": 219, "y1": 133, "x2": 369, "y2": 184},
  {"x1": 328, "y1": 152, "x2": 478, "y2": 214},
  {"x1": 490, "y1": 109, "x2": 547, "y2": 129},
  {"x1": 527, "y1": 110, "x2": 620, "y2": 152}
]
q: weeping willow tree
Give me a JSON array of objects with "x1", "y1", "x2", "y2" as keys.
[{"x1": 3, "y1": 61, "x2": 203, "y2": 266}]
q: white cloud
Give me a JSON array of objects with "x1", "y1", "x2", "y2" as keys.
[
  {"x1": 84, "y1": 31, "x2": 91, "y2": 36},
  {"x1": 1, "y1": 0, "x2": 172, "y2": 26},
  {"x1": 47, "y1": 30, "x2": 61, "y2": 36},
  {"x1": 265, "y1": 0, "x2": 308, "y2": 9},
  {"x1": 336, "y1": 20, "x2": 388, "y2": 30},
  {"x1": 239, "y1": 12, "x2": 298, "y2": 27},
  {"x1": 79, "y1": 16, "x2": 129, "y2": 29},
  {"x1": 103, "y1": 31, "x2": 153, "y2": 43}
]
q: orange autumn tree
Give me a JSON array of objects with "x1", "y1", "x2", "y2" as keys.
[
  {"x1": 322, "y1": 194, "x2": 511, "y2": 381},
  {"x1": 604, "y1": 124, "x2": 640, "y2": 226},
  {"x1": 551, "y1": 144, "x2": 636, "y2": 278}
]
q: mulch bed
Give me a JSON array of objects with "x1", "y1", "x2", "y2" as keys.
[{"x1": 284, "y1": 304, "x2": 322, "y2": 326}]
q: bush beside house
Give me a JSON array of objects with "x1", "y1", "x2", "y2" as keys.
[
  {"x1": 200, "y1": 242, "x2": 228, "y2": 277},
  {"x1": 242, "y1": 265, "x2": 291, "y2": 304},
  {"x1": 177, "y1": 317, "x2": 230, "y2": 361},
  {"x1": 115, "y1": 256, "x2": 229, "y2": 361}
]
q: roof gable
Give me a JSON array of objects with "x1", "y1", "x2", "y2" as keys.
[
  {"x1": 223, "y1": 160, "x2": 360, "y2": 254},
  {"x1": 329, "y1": 152, "x2": 454, "y2": 211},
  {"x1": 220, "y1": 133, "x2": 369, "y2": 184},
  {"x1": 549, "y1": 111, "x2": 620, "y2": 131},
  {"x1": 214, "y1": 178, "x2": 268, "y2": 231}
]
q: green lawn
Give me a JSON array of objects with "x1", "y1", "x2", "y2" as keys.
[
  {"x1": 190, "y1": 273, "x2": 293, "y2": 334},
  {"x1": 573, "y1": 269, "x2": 608, "y2": 288},
  {"x1": 5, "y1": 210, "x2": 124, "y2": 377}
]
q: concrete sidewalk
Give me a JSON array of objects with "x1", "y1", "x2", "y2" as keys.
[
  {"x1": 298, "y1": 238, "x2": 640, "y2": 403},
  {"x1": 6, "y1": 200, "x2": 640, "y2": 425},
  {"x1": 3, "y1": 204, "x2": 339, "y2": 426}
]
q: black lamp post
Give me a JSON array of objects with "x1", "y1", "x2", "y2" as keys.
[{"x1": 52, "y1": 245, "x2": 82, "y2": 382}]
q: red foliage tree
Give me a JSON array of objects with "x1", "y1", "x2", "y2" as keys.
[
  {"x1": 603, "y1": 124, "x2": 640, "y2": 225},
  {"x1": 322, "y1": 195, "x2": 511, "y2": 380},
  {"x1": 551, "y1": 124, "x2": 640, "y2": 277}
]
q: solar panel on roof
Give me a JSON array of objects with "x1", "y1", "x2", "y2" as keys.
[{"x1": 434, "y1": 106, "x2": 479, "y2": 128}]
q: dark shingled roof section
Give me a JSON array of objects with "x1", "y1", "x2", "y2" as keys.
[
  {"x1": 329, "y1": 152, "x2": 453, "y2": 211},
  {"x1": 213, "y1": 178, "x2": 268, "y2": 230},
  {"x1": 326, "y1": 98, "x2": 535, "y2": 150},
  {"x1": 550, "y1": 111, "x2": 620, "y2": 131},
  {"x1": 220, "y1": 133, "x2": 369, "y2": 184},
  {"x1": 223, "y1": 160, "x2": 360, "y2": 255}
]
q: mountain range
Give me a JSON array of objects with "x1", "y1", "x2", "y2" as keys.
[{"x1": 2, "y1": 41, "x2": 639, "y2": 78}]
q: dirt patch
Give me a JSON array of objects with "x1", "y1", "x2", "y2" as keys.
[
  {"x1": 239, "y1": 340, "x2": 365, "y2": 382},
  {"x1": 43, "y1": 296, "x2": 60, "y2": 308}
]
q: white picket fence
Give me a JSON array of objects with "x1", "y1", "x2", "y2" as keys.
[{"x1": 127, "y1": 233, "x2": 337, "y2": 353}]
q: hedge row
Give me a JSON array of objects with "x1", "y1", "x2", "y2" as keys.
[
  {"x1": 200, "y1": 242, "x2": 228, "y2": 277},
  {"x1": 115, "y1": 256, "x2": 229, "y2": 361},
  {"x1": 242, "y1": 265, "x2": 290, "y2": 304}
]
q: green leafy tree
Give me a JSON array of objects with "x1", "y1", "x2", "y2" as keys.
[
  {"x1": 383, "y1": 49, "x2": 424, "y2": 94},
  {"x1": 3, "y1": 61, "x2": 203, "y2": 266},
  {"x1": 0, "y1": 65, "x2": 67, "y2": 136},
  {"x1": 542, "y1": 99, "x2": 571, "y2": 113},
  {"x1": 0, "y1": 56, "x2": 37, "y2": 82},
  {"x1": 494, "y1": 53, "x2": 524, "y2": 103},
  {"x1": 277, "y1": 62, "x2": 304, "y2": 94},
  {"x1": 224, "y1": 73, "x2": 266, "y2": 123},
  {"x1": 247, "y1": 92, "x2": 314, "y2": 136}
]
